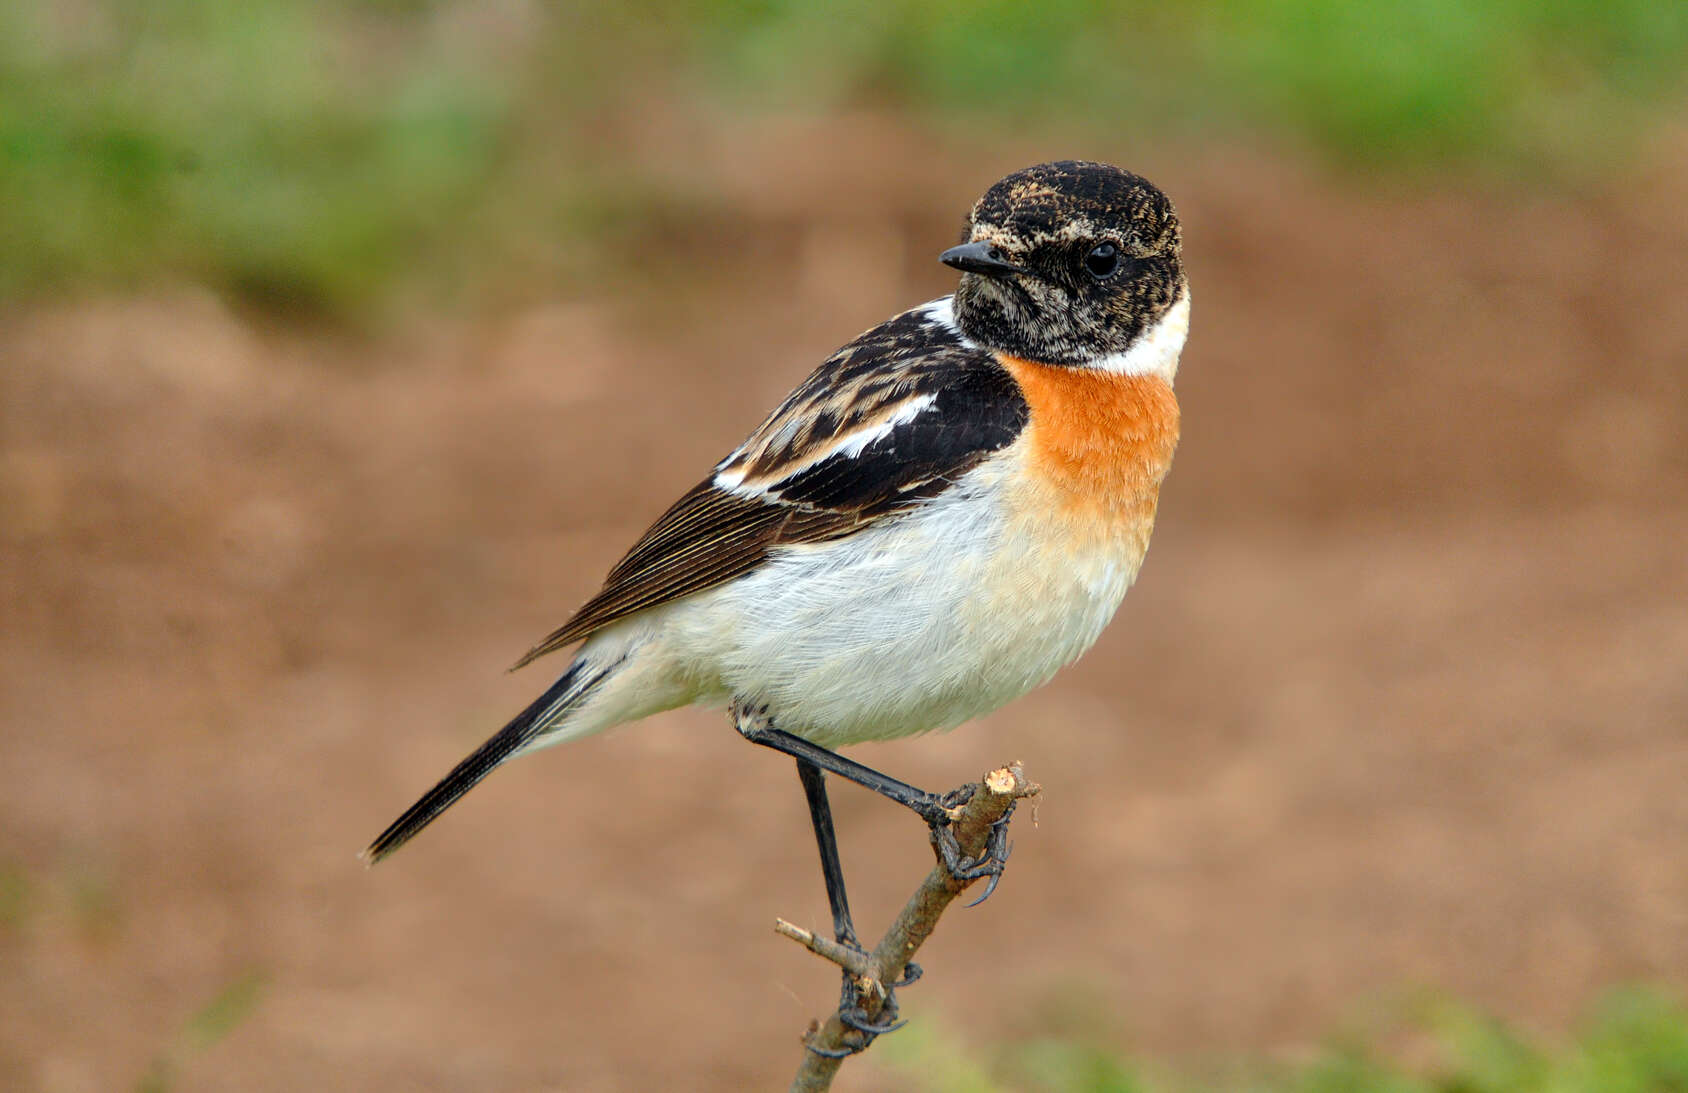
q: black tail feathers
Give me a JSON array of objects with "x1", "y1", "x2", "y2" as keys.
[{"x1": 362, "y1": 663, "x2": 597, "y2": 864}]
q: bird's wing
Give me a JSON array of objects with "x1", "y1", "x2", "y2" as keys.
[{"x1": 510, "y1": 299, "x2": 1028, "y2": 670}]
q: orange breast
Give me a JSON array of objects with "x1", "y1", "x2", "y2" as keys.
[{"x1": 998, "y1": 356, "x2": 1181, "y2": 541}]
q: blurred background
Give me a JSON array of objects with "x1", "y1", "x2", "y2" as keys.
[{"x1": 3, "y1": 2, "x2": 1687, "y2": 1090}]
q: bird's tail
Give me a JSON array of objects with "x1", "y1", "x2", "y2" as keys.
[{"x1": 362, "y1": 659, "x2": 610, "y2": 864}]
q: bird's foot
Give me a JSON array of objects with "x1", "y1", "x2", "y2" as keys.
[
  {"x1": 804, "y1": 934, "x2": 921, "y2": 1058},
  {"x1": 810, "y1": 969, "x2": 907, "y2": 1057},
  {"x1": 918, "y1": 787, "x2": 1017, "y2": 907}
]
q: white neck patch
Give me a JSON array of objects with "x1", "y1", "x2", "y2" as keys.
[
  {"x1": 1089, "y1": 290, "x2": 1190, "y2": 383},
  {"x1": 942, "y1": 288, "x2": 1190, "y2": 383},
  {"x1": 920, "y1": 296, "x2": 963, "y2": 337}
]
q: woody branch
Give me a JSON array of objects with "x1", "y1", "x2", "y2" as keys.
[{"x1": 779, "y1": 762, "x2": 1040, "y2": 1093}]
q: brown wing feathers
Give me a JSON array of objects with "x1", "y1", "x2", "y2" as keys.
[
  {"x1": 511, "y1": 304, "x2": 1029, "y2": 672},
  {"x1": 510, "y1": 484, "x2": 869, "y2": 670}
]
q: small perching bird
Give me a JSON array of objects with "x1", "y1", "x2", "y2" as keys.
[{"x1": 365, "y1": 160, "x2": 1188, "y2": 1047}]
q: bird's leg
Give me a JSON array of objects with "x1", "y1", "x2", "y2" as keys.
[
  {"x1": 732, "y1": 701, "x2": 1013, "y2": 900},
  {"x1": 794, "y1": 763, "x2": 921, "y2": 991},
  {"x1": 794, "y1": 758, "x2": 863, "y2": 951},
  {"x1": 793, "y1": 758, "x2": 915, "y2": 1053}
]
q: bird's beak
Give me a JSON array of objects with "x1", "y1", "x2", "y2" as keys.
[{"x1": 939, "y1": 241, "x2": 1025, "y2": 278}]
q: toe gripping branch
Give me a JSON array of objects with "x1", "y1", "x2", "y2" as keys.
[
  {"x1": 775, "y1": 763, "x2": 1040, "y2": 1066},
  {"x1": 919, "y1": 785, "x2": 1018, "y2": 908},
  {"x1": 772, "y1": 921, "x2": 924, "y2": 1057},
  {"x1": 814, "y1": 945, "x2": 923, "y2": 1058}
]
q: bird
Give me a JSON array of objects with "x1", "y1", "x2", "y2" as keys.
[{"x1": 364, "y1": 159, "x2": 1188, "y2": 1048}]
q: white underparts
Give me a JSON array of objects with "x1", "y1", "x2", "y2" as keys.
[
  {"x1": 619, "y1": 452, "x2": 1144, "y2": 748},
  {"x1": 517, "y1": 439, "x2": 1152, "y2": 754}
]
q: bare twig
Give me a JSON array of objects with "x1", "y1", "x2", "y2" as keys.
[
  {"x1": 774, "y1": 919, "x2": 873, "y2": 978},
  {"x1": 780, "y1": 762, "x2": 1040, "y2": 1093}
]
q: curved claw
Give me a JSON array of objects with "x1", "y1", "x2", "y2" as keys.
[
  {"x1": 939, "y1": 784, "x2": 978, "y2": 811},
  {"x1": 890, "y1": 960, "x2": 923, "y2": 988},
  {"x1": 805, "y1": 1039, "x2": 862, "y2": 1059},
  {"x1": 930, "y1": 798, "x2": 1018, "y2": 900},
  {"x1": 839, "y1": 1004, "x2": 906, "y2": 1036},
  {"x1": 821, "y1": 968, "x2": 907, "y2": 1055},
  {"x1": 965, "y1": 852, "x2": 1010, "y2": 908}
]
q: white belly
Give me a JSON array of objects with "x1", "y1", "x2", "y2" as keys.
[{"x1": 645, "y1": 463, "x2": 1148, "y2": 747}]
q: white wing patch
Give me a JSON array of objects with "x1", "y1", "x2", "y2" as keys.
[
  {"x1": 832, "y1": 392, "x2": 936, "y2": 459},
  {"x1": 919, "y1": 296, "x2": 961, "y2": 334},
  {"x1": 712, "y1": 296, "x2": 972, "y2": 500},
  {"x1": 715, "y1": 392, "x2": 938, "y2": 499}
]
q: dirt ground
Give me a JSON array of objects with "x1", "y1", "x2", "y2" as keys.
[{"x1": 3, "y1": 120, "x2": 1687, "y2": 1091}]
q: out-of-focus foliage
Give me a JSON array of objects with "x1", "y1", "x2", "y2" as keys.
[
  {"x1": 881, "y1": 988, "x2": 1688, "y2": 1093},
  {"x1": 138, "y1": 970, "x2": 268, "y2": 1093},
  {"x1": 2, "y1": 0, "x2": 1684, "y2": 314},
  {"x1": 0, "y1": 1, "x2": 508, "y2": 311},
  {"x1": 877, "y1": 991, "x2": 1688, "y2": 1093},
  {"x1": 695, "y1": 0, "x2": 1688, "y2": 165}
]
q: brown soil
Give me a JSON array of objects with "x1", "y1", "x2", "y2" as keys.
[{"x1": 3, "y1": 120, "x2": 1687, "y2": 1091}]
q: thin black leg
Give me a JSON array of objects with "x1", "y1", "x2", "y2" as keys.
[
  {"x1": 733, "y1": 701, "x2": 1013, "y2": 906},
  {"x1": 795, "y1": 757, "x2": 859, "y2": 948},
  {"x1": 791, "y1": 756, "x2": 913, "y2": 1052},
  {"x1": 743, "y1": 723, "x2": 947, "y2": 824}
]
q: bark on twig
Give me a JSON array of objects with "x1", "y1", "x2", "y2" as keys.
[
  {"x1": 774, "y1": 919, "x2": 874, "y2": 977},
  {"x1": 780, "y1": 762, "x2": 1040, "y2": 1093}
]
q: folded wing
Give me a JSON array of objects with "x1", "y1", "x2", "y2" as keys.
[{"x1": 512, "y1": 301, "x2": 1029, "y2": 670}]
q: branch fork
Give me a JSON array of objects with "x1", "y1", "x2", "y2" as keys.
[{"x1": 777, "y1": 762, "x2": 1040, "y2": 1091}]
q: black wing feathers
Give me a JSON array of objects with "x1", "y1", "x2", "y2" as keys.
[
  {"x1": 773, "y1": 362, "x2": 1028, "y2": 514},
  {"x1": 511, "y1": 303, "x2": 1028, "y2": 670}
]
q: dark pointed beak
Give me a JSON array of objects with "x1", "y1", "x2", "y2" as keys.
[{"x1": 939, "y1": 240, "x2": 1024, "y2": 278}]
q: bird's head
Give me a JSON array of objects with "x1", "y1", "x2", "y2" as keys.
[{"x1": 944, "y1": 161, "x2": 1188, "y2": 381}]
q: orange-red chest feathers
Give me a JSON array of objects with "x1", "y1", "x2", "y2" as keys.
[{"x1": 997, "y1": 357, "x2": 1181, "y2": 549}]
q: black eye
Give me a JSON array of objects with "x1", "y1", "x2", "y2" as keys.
[{"x1": 1084, "y1": 242, "x2": 1119, "y2": 280}]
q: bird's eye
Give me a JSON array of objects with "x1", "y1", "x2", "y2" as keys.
[{"x1": 1084, "y1": 242, "x2": 1120, "y2": 280}]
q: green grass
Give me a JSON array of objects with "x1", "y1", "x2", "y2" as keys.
[
  {"x1": 136, "y1": 970, "x2": 267, "y2": 1093},
  {"x1": 691, "y1": 0, "x2": 1688, "y2": 167},
  {"x1": 0, "y1": 860, "x2": 31, "y2": 930},
  {"x1": 878, "y1": 988, "x2": 1688, "y2": 1093},
  {"x1": 2, "y1": 0, "x2": 1684, "y2": 314},
  {"x1": 0, "y1": 1, "x2": 507, "y2": 312}
]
